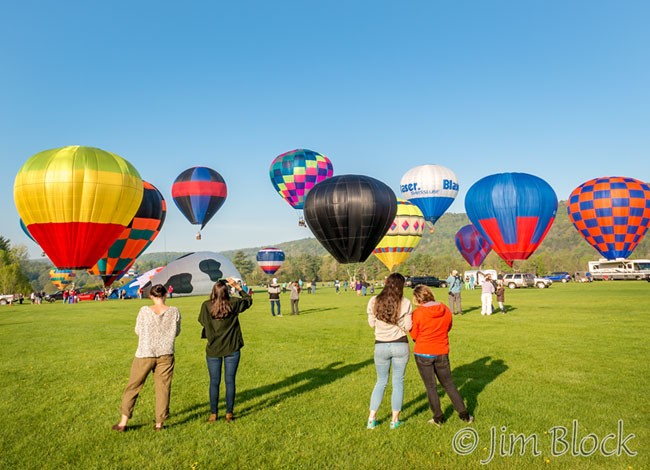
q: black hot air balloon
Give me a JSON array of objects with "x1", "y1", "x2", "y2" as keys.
[{"x1": 303, "y1": 175, "x2": 397, "y2": 263}]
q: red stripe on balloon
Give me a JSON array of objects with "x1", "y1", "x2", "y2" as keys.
[
  {"x1": 27, "y1": 222, "x2": 126, "y2": 269},
  {"x1": 172, "y1": 181, "x2": 227, "y2": 198}
]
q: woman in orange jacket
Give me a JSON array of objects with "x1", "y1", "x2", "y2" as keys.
[{"x1": 410, "y1": 285, "x2": 473, "y2": 426}]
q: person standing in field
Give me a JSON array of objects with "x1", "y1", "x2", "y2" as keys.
[
  {"x1": 290, "y1": 281, "x2": 301, "y2": 315},
  {"x1": 112, "y1": 284, "x2": 181, "y2": 432},
  {"x1": 198, "y1": 278, "x2": 253, "y2": 423},
  {"x1": 366, "y1": 272, "x2": 412, "y2": 430},
  {"x1": 481, "y1": 274, "x2": 495, "y2": 315},
  {"x1": 267, "y1": 278, "x2": 282, "y2": 317},
  {"x1": 445, "y1": 269, "x2": 463, "y2": 315},
  {"x1": 495, "y1": 280, "x2": 506, "y2": 314},
  {"x1": 410, "y1": 285, "x2": 473, "y2": 426}
]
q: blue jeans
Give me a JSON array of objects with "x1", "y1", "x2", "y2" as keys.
[
  {"x1": 369, "y1": 342, "x2": 410, "y2": 412},
  {"x1": 270, "y1": 300, "x2": 280, "y2": 316},
  {"x1": 206, "y1": 350, "x2": 241, "y2": 414}
]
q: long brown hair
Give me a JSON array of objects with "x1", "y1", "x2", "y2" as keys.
[
  {"x1": 210, "y1": 280, "x2": 232, "y2": 319},
  {"x1": 373, "y1": 273, "x2": 405, "y2": 324}
]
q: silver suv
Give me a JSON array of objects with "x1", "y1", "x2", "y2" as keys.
[{"x1": 502, "y1": 273, "x2": 535, "y2": 289}]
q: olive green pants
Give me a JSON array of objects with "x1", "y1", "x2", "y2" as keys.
[{"x1": 119, "y1": 355, "x2": 175, "y2": 423}]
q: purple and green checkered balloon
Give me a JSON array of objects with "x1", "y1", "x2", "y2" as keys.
[{"x1": 269, "y1": 149, "x2": 333, "y2": 210}]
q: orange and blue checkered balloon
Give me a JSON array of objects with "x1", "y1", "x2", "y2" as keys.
[
  {"x1": 567, "y1": 176, "x2": 650, "y2": 260},
  {"x1": 269, "y1": 149, "x2": 333, "y2": 210}
]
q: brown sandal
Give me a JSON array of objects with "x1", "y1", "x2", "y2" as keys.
[
  {"x1": 207, "y1": 413, "x2": 218, "y2": 422},
  {"x1": 111, "y1": 424, "x2": 127, "y2": 432}
]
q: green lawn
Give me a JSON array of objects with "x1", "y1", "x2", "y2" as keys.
[{"x1": 1, "y1": 282, "x2": 648, "y2": 469}]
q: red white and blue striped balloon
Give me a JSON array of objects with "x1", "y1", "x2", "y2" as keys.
[{"x1": 256, "y1": 247, "x2": 285, "y2": 275}]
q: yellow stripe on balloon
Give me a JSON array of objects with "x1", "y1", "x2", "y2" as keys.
[{"x1": 15, "y1": 169, "x2": 142, "y2": 225}]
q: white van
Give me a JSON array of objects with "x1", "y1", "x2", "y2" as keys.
[
  {"x1": 587, "y1": 259, "x2": 650, "y2": 280},
  {"x1": 463, "y1": 269, "x2": 498, "y2": 287}
]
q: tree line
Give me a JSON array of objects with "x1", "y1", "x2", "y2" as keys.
[{"x1": 5, "y1": 200, "x2": 650, "y2": 293}]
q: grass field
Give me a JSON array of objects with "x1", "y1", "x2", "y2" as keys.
[{"x1": 1, "y1": 281, "x2": 648, "y2": 469}]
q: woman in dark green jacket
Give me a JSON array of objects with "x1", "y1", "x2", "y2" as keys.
[{"x1": 198, "y1": 278, "x2": 253, "y2": 423}]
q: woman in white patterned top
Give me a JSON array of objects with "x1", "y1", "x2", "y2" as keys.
[{"x1": 112, "y1": 284, "x2": 181, "y2": 432}]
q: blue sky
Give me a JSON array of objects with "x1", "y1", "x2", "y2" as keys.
[{"x1": 2, "y1": 0, "x2": 649, "y2": 260}]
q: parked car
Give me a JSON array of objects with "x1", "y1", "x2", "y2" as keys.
[
  {"x1": 44, "y1": 291, "x2": 65, "y2": 302},
  {"x1": 543, "y1": 272, "x2": 571, "y2": 283},
  {"x1": 405, "y1": 276, "x2": 448, "y2": 288},
  {"x1": 77, "y1": 290, "x2": 105, "y2": 301},
  {"x1": 502, "y1": 273, "x2": 535, "y2": 289},
  {"x1": 0, "y1": 294, "x2": 15, "y2": 305},
  {"x1": 534, "y1": 277, "x2": 553, "y2": 289}
]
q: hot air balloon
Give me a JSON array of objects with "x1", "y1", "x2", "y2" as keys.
[
  {"x1": 269, "y1": 149, "x2": 333, "y2": 226},
  {"x1": 19, "y1": 218, "x2": 36, "y2": 243},
  {"x1": 455, "y1": 224, "x2": 492, "y2": 267},
  {"x1": 372, "y1": 199, "x2": 425, "y2": 271},
  {"x1": 14, "y1": 146, "x2": 144, "y2": 269},
  {"x1": 49, "y1": 269, "x2": 76, "y2": 290},
  {"x1": 465, "y1": 173, "x2": 558, "y2": 267},
  {"x1": 256, "y1": 248, "x2": 285, "y2": 275},
  {"x1": 567, "y1": 176, "x2": 650, "y2": 260},
  {"x1": 89, "y1": 181, "x2": 167, "y2": 287},
  {"x1": 400, "y1": 165, "x2": 459, "y2": 225},
  {"x1": 304, "y1": 175, "x2": 397, "y2": 264},
  {"x1": 172, "y1": 167, "x2": 227, "y2": 239},
  {"x1": 144, "y1": 252, "x2": 242, "y2": 297}
]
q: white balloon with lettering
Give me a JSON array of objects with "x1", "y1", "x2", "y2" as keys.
[{"x1": 400, "y1": 164, "x2": 459, "y2": 225}]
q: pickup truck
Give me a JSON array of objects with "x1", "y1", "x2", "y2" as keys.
[{"x1": 0, "y1": 294, "x2": 15, "y2": 305}]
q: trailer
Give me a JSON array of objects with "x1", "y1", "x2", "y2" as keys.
[{"x1": 587, "y1": 259, "x2": 650, "y2": 281}]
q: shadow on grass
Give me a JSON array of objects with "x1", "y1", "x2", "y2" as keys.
[
  {"x1": 293, "y1": 307, "x2": 338, "y2": 315},
  {"x1": 402, "y1": 356, "x2": 508, "y2": 421},
  {"x1": 235, "y1": 359, "x2": 373, "y2": 417},
  {"x1": 174, "y1": 359, "x2": 374, "y2": 423},
  {"x1": 451, "y1": 356, "x2": 508, "y2": 417}
]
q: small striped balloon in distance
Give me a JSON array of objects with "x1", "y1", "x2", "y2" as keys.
[
  {"x1": 49, "y1": 269, "x2": 76, "y2": 290},
  {"x1": 256, "y1": 248, "x2": 286, "y2": 275}
]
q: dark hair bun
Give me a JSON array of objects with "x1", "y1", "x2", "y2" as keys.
[{"x1": 150, "y1": 284, "x2": 168, "y2": 298}]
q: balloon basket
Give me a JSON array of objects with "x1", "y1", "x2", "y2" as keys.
[{"x1": 195, "y1": 231, "x2": 202, "y2": 240}]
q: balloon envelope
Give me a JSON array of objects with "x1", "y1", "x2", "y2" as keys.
[
  {"x1": 269, "y1": 149, "x2": 333, "y2": 210},
  {"x1": 145, "y1": 252, "x2": 241, "y2": 297},
  {"x1": 465, "y1": 173, "x2": 558, "y2": 267},
  {"x1": 400, "y1": 164, "x2": 458, "y2": 225},
  {"x1": 49, "y1": 269, "x2": 76, "y2": 290},
  {"x1": 14, "y1": 146, "x2": 143, "y2": 269},
  {"x1": 567, "y1": 176, "x2": 650, "y2": 259},
  {"x1": 20, "y1": 218, "x2": 36, "y2": 244},
  {"x1": 304, "y1": 175, "x2": 397, "y2": 264},
  {"x1": 256, "y1": 248, "x2": 285, "y2": 275},
  {"x1": 89, "y1": 181, "x2": 167, "y2": 286},
  {"x1": 373, "y1": 199, "x2": 425, "y2": 271},
  {"x1": 172, "y1": 167, "x2": 227, "y2": 230},
  {"x1": 455, "y1": 224, "x2": 492, "y2": 267}
]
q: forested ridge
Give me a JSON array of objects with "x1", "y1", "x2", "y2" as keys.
[{"x1": 12, "y1": 201, "x2": 650, "y2": 291}]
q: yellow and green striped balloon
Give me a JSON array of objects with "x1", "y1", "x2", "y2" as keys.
[{"x1": 14, "y1": 146, "x2": 143, "y2": 269}]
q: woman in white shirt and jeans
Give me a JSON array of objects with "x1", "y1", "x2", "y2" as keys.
[{"x1": 366, "y1": 273, "x2": 412, "y2": 430}]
